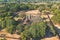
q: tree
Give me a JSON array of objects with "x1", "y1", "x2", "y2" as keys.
[
  {"x1": 10, "y1": 4, "x2": 20, "y2": 12},
  {"x1": 20, "y1": 22, "x2": 47, "y2": 40},
  {"x1": 4, "y1": 0, "x2": 7, "y2": 2},
  {"x1": 16, "y1": 24, "x2": 25, "y2": 33},
  {"x1": 17, "y1": 0, "x2": 20, "y2": 3},
  {"x1": 29, "y1": 22, "x2": 47, "y2": 39},
  {"x1": 4, "y1": 4, "x2": 10, "y2": 12},
  {"x1": 51, "y1": 9, "x2": 60, "y2": 24},
  {"x1": 20, "y1": 30, "x2": 30, "y2": 40},
  {"x1": 5, "y1": 17, "x2": 16, "y2": 34}
]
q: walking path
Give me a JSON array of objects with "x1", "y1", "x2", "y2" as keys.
[{"x1": 0, "y1": 29, "x2": 20, "y2": 40}]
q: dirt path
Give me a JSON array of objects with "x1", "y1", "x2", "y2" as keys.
[
  {"x1": 0, "y1": 29, "x2": 20, "y2": 40},
  {"x1": 41, "y1": 36, "x2": 59, "y2": 40}
]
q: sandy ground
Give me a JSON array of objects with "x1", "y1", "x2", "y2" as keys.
[
  {"x1": 0, "y1": 29, "x2": 20, "y2": 40},
  {"x1": 41, "y1": 36, "x2": 59, "y2": 40}
]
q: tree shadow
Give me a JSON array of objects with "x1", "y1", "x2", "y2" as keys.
[
  {"x1": 54, "y1": 26, "x2": 60, "y2": 38},
  {"x1": 44, "y1": 25, "x2": 60, "y2": 39},
  {"x1": 45, "y1": 26, "x2": 54, "y2": 38},
  {"x1": 44, "y1": 14, "x2": 60, "y2": 39}
]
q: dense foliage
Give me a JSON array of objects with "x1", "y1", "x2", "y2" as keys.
[
  {"x1": 0, "y1": 0, "x2": 60, "y2": 3},
  {"x1": 51, "y1": 9, "x2": 60, "y2": 24},
  {"x1": 0, "y1": 2, "x2": 60, "y2": 40}
]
